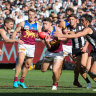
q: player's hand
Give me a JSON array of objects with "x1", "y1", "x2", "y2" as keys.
[
  {"x1": 0, "y1": 49, "x2": 2, "y2": 55},
  {"x1": 17, "y1": 40, "x2": 24, "y2": 44},
  {"x1": 44, "y1": 35, "x2": 50, "y2": 43},
  {"x1": 80, "y1": 46, "x2": 87, "y2": 53}
]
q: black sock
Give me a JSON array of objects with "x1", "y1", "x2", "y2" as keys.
[{"x1": 85, "y1": 78, "x2": 91, "y2": 83}]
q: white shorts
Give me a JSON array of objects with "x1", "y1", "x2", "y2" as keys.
[
  {"x1": 62, "y1": 45, "x2": 72, "y2": 56},
  {"x1": 18, "y1": 44, "x2": 35, "y2": 57},
  {"x1": 44, "y1": 50, "x2": 64, "y2": 62}
]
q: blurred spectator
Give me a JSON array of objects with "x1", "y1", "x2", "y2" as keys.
[
  {"x1": 40, "y1": 5, "x2": 49, "y2": 17},
  {"x1": 63, "y1": 0, "x2": 73, "y2": 11},
  {"x1": 15, "y1": 13, "x2": 23, "y2": 25},
  {"x1": 53, "y1": 0, "x2": 62, "y2": 13},
  {"x1": 92, "y1": 17, "x2": 96, "y2": 28},
  {"x1": 72, "y1": 0, "x2": 82, "y2": 7},
  {"x1": 65, "y1": 7, "x2": 74, "y2": 18},
  {"x1": 52, "y1": 14, "x2": 59, "y2": 26},
  {"x1": 14, "y1": 0, "x2": 20, "y2": 6},
  {"x1": 18, "y1": 0, "x2": 25, "y2": 9},
  {"x1": 0, "y1": 6, "x2": 3, "y2": 17},
  {"x1": 0, "y1": 17, "x2": 4, "y2": 28}
]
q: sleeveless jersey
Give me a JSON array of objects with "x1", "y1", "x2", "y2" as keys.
[
  {"x1": 20, "y1": 20, "x2": 38, "y2": 45},
  {"x1": 86, "y1": 25, "x2": 96, "y2": 50},
  {"x1": 0, "y1": 26, "x2": 12, "y2": 40},
  {"x1": 48, "y1": 26, "x2": 63, "y2": 53},
  {"x1": 68, "y1": 24, "x2": 85, "y2": 48}
]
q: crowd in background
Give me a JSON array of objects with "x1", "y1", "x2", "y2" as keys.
[{"x1": 0, "y1": 0, "x2": 96, "y2": 39}]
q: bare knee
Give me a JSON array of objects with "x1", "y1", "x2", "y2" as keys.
[
  {"x1": 25, "y1": 63, "x2": 30, "y2": 68},
  {"x1": 53, "y1": 68, "x2": 58, "y2": 74},
  {"x1": 16, "y1": 63, "x2": 23, "y2": 68},
  {"x1": 41, "y1": 67, "x2": 47, "y2": 72}
]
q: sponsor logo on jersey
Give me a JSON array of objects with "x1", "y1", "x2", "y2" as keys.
[{"x1": 24, "y1": 26, "x2": 29, "y2": 29}]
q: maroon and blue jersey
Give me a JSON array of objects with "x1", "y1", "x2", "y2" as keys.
[
  {"x1": 48, "y1": 26, "x2": 63, "y2": 53},
  {"x1": 20, "y1": 20, "x2": 38, "y2": 45}
]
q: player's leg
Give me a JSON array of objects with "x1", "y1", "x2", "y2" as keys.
[
  {"x1": 86, "y1": 56, "x2": 93, "y2": 72},
  {"x1": 69, "y1": 53, "x2": 82, "y2": 87},
  {"x1": 90, "y1": 61, "x2": 96, "y2": 91},
  {"x1": 68, "y1": 47, "x2": 82, "y2": 87},
  {"x1": 89, "y1": 61, "x2": 96, "y2": 81},
  {"x1": 41, "y1": 59, "x2": 51, "y2": 72},
  {"x1": 22, "y1": 57, "x2": 33, "y2": 78},
  {"x1": 73, "y1": 56, "x2": 82, "y2": 87},
  {"x1": 18, "y1": 57, "x2": 33, "y2": 88},
  {"x1": 52, "y1": 56, "x2": 63, "y2": 90},
  {"x1": 90, "y1": 60, "x2": 96, "y2": 91},
  {"x1": 79, "y1": 53, "x2": 91, "y2": 88},
  {"x1": 57, "y1": 56, "x2": 66, "y2": 80},
  {"x1": 87, "y1": 53, "x2": 96, "y2": 91},
  {"x1": 18, "y1": 44, "x2": 35, "y2": 88},
  {"x1": 81, "y1": 53, "x2": 88, "y2": 70},
  {"x1": 13, "y1": 52, "x2": 26, "y2": 88}
]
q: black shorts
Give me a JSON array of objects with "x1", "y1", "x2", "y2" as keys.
[
  {"x1": 90, "y1": 49, "x2": 96, "y2": 61},
  {"x1": 72, "y1": 48, "x2": 88, "y2": 57}
]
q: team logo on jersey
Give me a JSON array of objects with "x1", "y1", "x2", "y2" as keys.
[
  {"x1": 24, "y1": 25, "x2": 29, "y2": 29},
  {"x1": 24, "y1": 30, "x2": 35, "y2": 38}
]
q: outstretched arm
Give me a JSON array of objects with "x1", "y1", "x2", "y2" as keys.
[
  {"x1": 54, "y1": 28, "x2": 93, "y2": 40},
  {"x1": 12, "y1": 21, "x2": 24, "y2": 39},
  {"x1": 55, "y1": 26, "x2": 67, "y2": 41},
  {"x1": 0, "y1": 29, "x2": 24, "y2": 44}
]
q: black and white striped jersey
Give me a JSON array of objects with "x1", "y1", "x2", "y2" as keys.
[
  {"x1": 0, "y1": 26, "x2": 12, "y2": 41},
  {"x1": 86, "y1": 25, "x2": 96, "y2": 50},
  {"x1": 67, "y1": 24, "x2": 85, "y2": 49}
]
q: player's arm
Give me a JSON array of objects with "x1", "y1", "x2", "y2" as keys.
[
  {"x1": 36, "y1": 22, "x2": 42, "y2": 38},
  {"x1": 55, "y1": 26, "x2": 67, "y2": 41},
  {"x1": 40, "y1": 38, "x2": 51, "y2": 49},
  {"x1": 37, "y1": 22, "x2": 42, "y2": 32},
  {"x1": 54, "y1": 27, "x2": 92, "y2": 40},
  {"x1": 44, "y1": 36, "x2": 51, "y2": 49},
  {"x1": 0, "y1": 29, "x2": 24, "y2": 44},
  {"x1": 12, "y1": 21, "x2": 24, "y2": 39}
]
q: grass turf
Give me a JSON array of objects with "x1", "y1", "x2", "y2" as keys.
[{"x1": 0, "y1": 69, "x2": 96, "y2": 96}]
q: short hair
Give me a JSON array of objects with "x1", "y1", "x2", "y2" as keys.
[
  {"x1": 4, "y1": 17, "x2": 14, "y2": 25},
  {"x1": 65, "y1": 7, "x2": 74, "y2": 14},
  {"x1": 28, "y1": 9, "x2": 36, "y2": 14},
  {"x1": 43, "y1": 18, "x2": 52, "y2": 23},
  {"x1": 81, "y1": 14, "x2": 92, "y2": 23},
  {"x1": 67, "y1": 14, "x2": 78, "y2": 20}
]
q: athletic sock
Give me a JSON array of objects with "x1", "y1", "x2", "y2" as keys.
[
  {"x1": 74, "y1": 76, "x2": 79, "y2": 82},
  {"x1": 14, "y1": 77, "x2": 18, "y2": 82},
  {"x1": 20, "y1": 77, "x2": 24, "y2": 83},
  {"x1": 53, "y1": 82, "x2": 58, "y2": 87},
  {"x1": 85, "y1": 77, "x2": 91, "y2": 83}
]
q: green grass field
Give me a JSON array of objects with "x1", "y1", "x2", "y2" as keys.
[{"x1": 0, "y1": 69, "x2": 96, "y2": 96}]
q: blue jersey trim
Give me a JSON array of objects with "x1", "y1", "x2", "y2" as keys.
[{"x1": 24, "y1": 20, "x2": 37, "y2": 30}]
